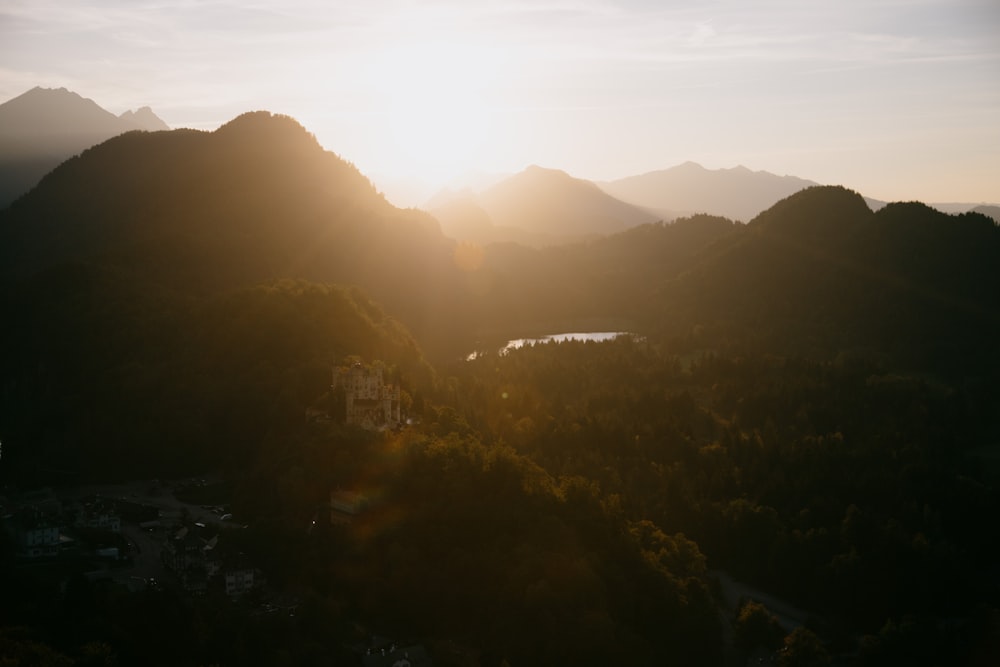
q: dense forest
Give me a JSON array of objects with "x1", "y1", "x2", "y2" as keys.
[{"x1": 1, "y1": 114, "x2": 998, "y2": 665}]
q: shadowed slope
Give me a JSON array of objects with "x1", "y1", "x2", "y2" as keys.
[{"x1": 0, "y1": 111, "x2": 472, "y2": 355}]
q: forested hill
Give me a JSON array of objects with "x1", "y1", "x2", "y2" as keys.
[
  {"x1": 4, "y1": 111, "x2": 997, "y2": 370},
  {"x1": 466, "y1": 185, "x2": 1000, "y2": 375},
  {"x1": 654, "y1": 187, "x2": 1000, "y2": 373},
  {"x1": 0, "y1": 275, "x2": 432, "y2": 481},
  {"x1": 0, "y1": 111, "x2": 473, "y2": 356}
]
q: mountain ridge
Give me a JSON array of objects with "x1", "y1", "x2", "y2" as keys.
[
  {"x1": 599, "y1": 161, "x2": 820, "y2": 222},
  {"x1": 0, "y1": 110, "x2": 473, "y2": 358},
  {"x1": 0, "y1": 86, "x2": 170, "y2": 207},
  {"x1": 429, "y1": 164, "x2": 656, "y2": 247}
]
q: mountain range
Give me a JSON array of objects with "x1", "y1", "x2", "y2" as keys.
[
  {"x1": 4, "y1": 85, "x2": 997, "y2": 243},
  {"x1": 0, "y1": 110, "x2": 473, "y2": 358},
  {"x1": 429, "y1": 162, "x2": 999, "y2": 246},
  {"x1": 0, "y1": 86, "x2": 169, "y2": 207},
  {"x1": 3, "y1": 108, "x2": 997, "y2": 365},
  {"x1": 598, "y1": 161, "x2": 820, "y2": 222}
]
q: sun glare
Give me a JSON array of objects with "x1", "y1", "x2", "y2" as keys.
[{"x1": 362, "y1": 38, "x2": 503, "y2": 186}]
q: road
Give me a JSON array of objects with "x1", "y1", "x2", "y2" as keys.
[
  {"x1": 712, "y1": 570, "x2": 812, "y2": 632},
  {"x1": 58, "y1": 478, "x2": 232, "y2": 590},
  {"x1": 120, "y1": 522, "x2": 166, "y2": 585}
]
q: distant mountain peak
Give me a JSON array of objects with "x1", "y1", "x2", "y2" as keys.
[
  {"x1": 0, "y1": 86, "x2": 119, "y2": 135},
  {"x1": 675, "y1": 161, "x2": 705, "y2": 172},
  {"x1": 522, "y1": 164, "x2": 570, "y2": 178},
  {"x1": 431, "y1": 164, "x2": 656, "y2": 246},
  {"x1": 1, "y1": 86, "x2": 170, "y2": 136},
  {"x1": 0, "y1": 86, "x2": 172, "y2": 207},
  {"x1": 601, "y1": 162, "x2": 822, "y2": 222},
  {"x1": 119, "y1": 106, "x2": 170, "y2": 131}
]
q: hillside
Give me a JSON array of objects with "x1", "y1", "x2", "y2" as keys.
[
  {"x1": 0, "y1": 111, "x2": 472, "y2": 356},
  {"x1": 464, "y1": 214, "x2": 738, "y2": 335},
  {"x1": 0, "y1": 87, "x2": 170, "y2": 207},
  {"x1": 600, "y1": 161, "x2": 818, "y2": 222},
  {"x1": 463, "y1": 184, "x2": 1000, "y2": 375},
  {"x1": 972, "y1": 204, "x2": 1000, "y2": 223},
  {"x1": 652, "y1": 187, "x2": 1000, "y2": 371},
  {"x1": 0, "y1": 273, "x2": 431, "y2": 481},
  {"x1": 430, "y1": 165, "x2": 656, "y2": 247}
]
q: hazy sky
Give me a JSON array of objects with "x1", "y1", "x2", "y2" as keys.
[{"x1": 2, "y1": 0, "x2": 999, "y2": 205}]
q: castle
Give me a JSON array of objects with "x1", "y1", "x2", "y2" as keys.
[{"x1": 332, "y1": 361, "x2": 401, "y2": 430}]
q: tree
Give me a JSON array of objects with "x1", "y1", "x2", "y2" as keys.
[
  {"x1": 735, "y1": 599, "x2": 785, "y2": 655},
  {"x1": 778, "y1": 627, "x2": 830, "y2": 667}
]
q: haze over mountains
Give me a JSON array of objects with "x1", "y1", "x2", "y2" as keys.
[
  {"x1": 0, "y1": 86, "x2": 169, "y2": 207},
  {"x1": 3, "y1": 107, "x2": 998, "y2": 364},
  {"x1": 0, "y1": 110, "x2": 475, "y2": 357},
  {"x1": 3, "y1": 86, "x2": 997, "y2": 240},
  {"x1": 428, "y1": 165, "x2": 656, "y2": 247},
  {"x1": 599, "y1": 162, "x2": 820, "y2": 223}
]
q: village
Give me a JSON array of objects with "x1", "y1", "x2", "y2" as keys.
[
  {"x1": 1, "y1": 359, "x2": 403, "y2": 578},
  {"x1": 0, "y1": 359, "x2": 435, "y2": 666},
  {"x1": 0, "y1": 478, "x2": 263, "y2": 598}
]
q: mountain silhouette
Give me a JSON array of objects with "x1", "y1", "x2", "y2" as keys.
[
  {"x1": 600, "y1": 161, "x2": 819, "y2": 222},
  {"x1": 0, "y1": 86, "x2": 170, "y2": 207},
  {"x1": 430, "y1": 165, "x2": 656, "y2": 247},
  {"x1": 118, "y1": 106, "x2": 171, "y2": 131},
  {"x1": 467, "y1": 183, "x2": 999, "y2": 371},
  {"x1": 4, "y1": 106, "x2": 997, "y2": 368},
  {"x1": 653, "y1": 186, "x2": 1000, "y2": 369},
  {"x1": 970, "y1": 204, "x2": 1000, "y2": 223},
  {"x1": 0, "y1": 110, "x2": 472, "y2": 356}
]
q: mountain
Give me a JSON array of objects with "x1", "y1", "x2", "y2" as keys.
[
  {"x1": 430, "y1": 165, "x2": 657, "y2": 247},
  {"x1": 465, "y1": 183, "x2": 1000, "y2": 373},
  {"x1": 0, "y1": 110, "x2": 471, "y2": 357},
  {"x1": 971, "y1": 204, "x2": 1000, "y2": 223},
  {"x1": 0, "y1": 86, "x2": 170, "y2": 207},
  {"x1": 118, "y1": 106, "x2": 171, "y2": 131},
  {"x1": 0, "y1": 110, "x2": 460, "y2": 479},
  {"x1": 600, "y1": 161, "x2": 819, "y2": 222},
  {"x1": 652, "y1": 187, "x2": 1000, "y2": 369}
]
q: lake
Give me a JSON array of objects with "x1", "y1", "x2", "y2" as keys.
[{"x1": 467, "y1": 331, "x2": 631, "y2": 360}]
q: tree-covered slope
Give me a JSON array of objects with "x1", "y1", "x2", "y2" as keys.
[
  {"x1": 0, "y1": 273, "x2": 431, "y2": 482},
  {"x1": 0, "y1": 112, "x2": 473, "y2": 356},
  {"x1": 650, "y1": 186, "x2": 1000, "y2": 373}
]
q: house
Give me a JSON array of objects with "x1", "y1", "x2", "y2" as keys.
[
  {"x1": 332, "y1": 361, "x2": 402, "y2": 430},
  {"x1": 8, "y1": 507, "x2": 61, "y2": 558},
  {"x1": 162, "y1": 523, "x2": 262, "y2": 597},
  {"x1": 73, "y1": 499, "x2": 121, "y2": 533},
  {"x1": 162, "y1": 525, "x2": 221, "y2": 592},
  {"x1": 223, "y1": 563, "x2": 260, "y2": 598}
]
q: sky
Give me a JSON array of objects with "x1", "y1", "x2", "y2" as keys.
[{"x1": 2, "y1": 0, "x2": 999, "y2": 207}]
